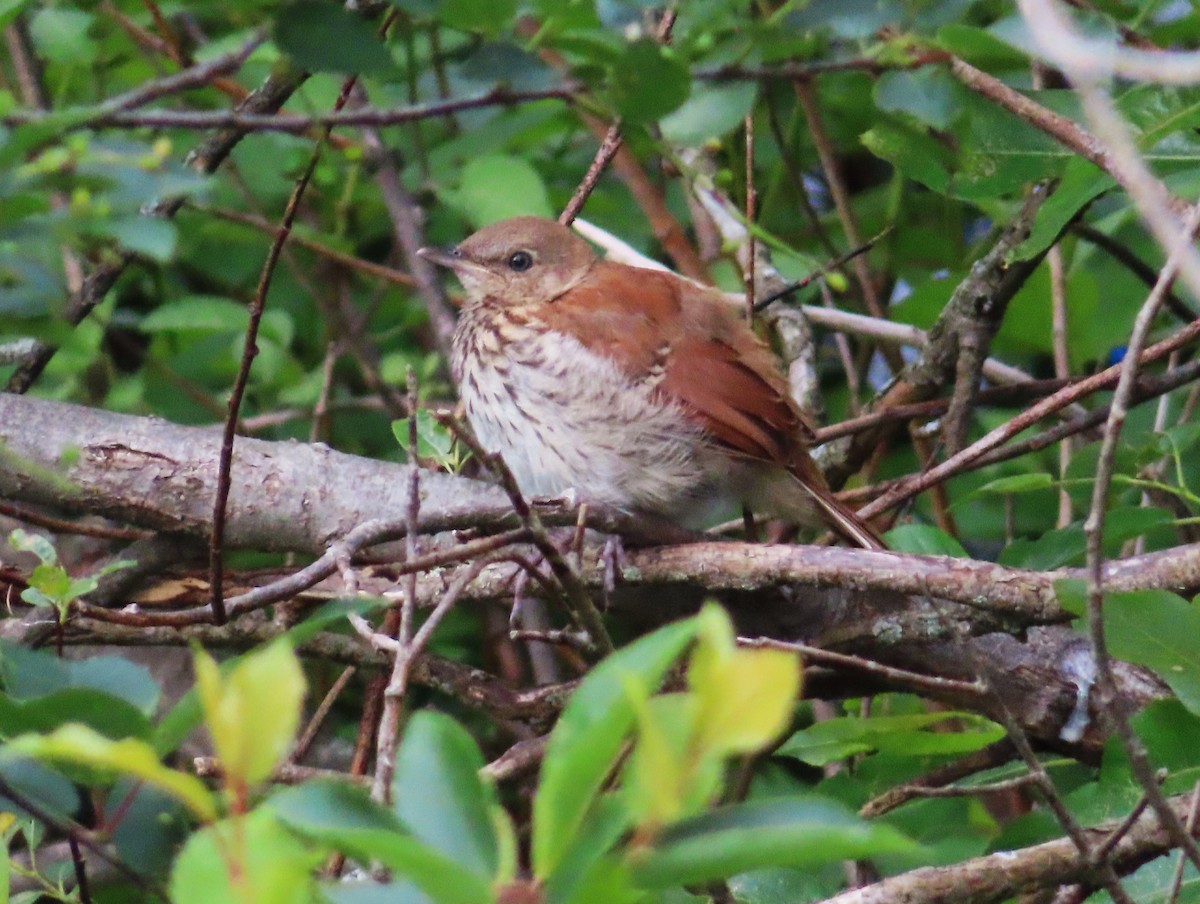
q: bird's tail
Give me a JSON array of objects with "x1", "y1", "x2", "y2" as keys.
[{"x1": 797, "y1": 481, "x2": 887, "y2": 550}]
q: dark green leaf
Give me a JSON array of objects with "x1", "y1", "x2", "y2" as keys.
[
  {"x1": 861, "y1": 118, "x2": 953, "y2": 193},
  {"x1": 630, "y1": 797, "x2": 915, "y2": 886},
  {"x1": 272, "y1": 780, "x2": 491, "y2": 904},
  {"x1": 778, "y1": 712, "x2": 1003, "y2": 767},
  {"x1": 999, "y1": 527, "x2": 1086, "y2": 570},
  {"x1": 874, "y1": 68, "x2": 962, "y2": 130},
  {"x1": 0, "y1": 644, "x2": 159, "y2": 713},
  {"x1": 1103, "y1": 590, "x2": 1200, "y2": 715},
  {"x1": 608, "y1": 40, "x2": 690, "y2": 125},
  {"x1": 883, "y1": 524, "x2": 968, "y2": 557},
  {"x1": 1133, "y1": 699, "x2": 1200, "y2": 774},
  {"x1": 438, "y1": 0, "x2": 518, "y2": 36},
  {"x1": 532, "y1": 617, "x2": 698, "y2": 877},
  {"x1": 274, "y1": 2, "x2": 394, "y2": 74},
  {"x1": 0, "y1": 689, "x2": 151, "y2": 741},
  {"x1": 660, "y1": 83, "x2": 758, "y2": 145},
  {"x1": 393, "y1": 712, "x2": 500, "y2": 879}
]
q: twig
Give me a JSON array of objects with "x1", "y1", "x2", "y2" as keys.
[
  {"x1": 744, "y1": 113, "x2": 757, "y2": 323},
  {"x1": 559, "y1": 121, "x2": 623, "y2": 226},
  {"x1": 369, "y1": 371, "x2": 423, "y2": 804},
  {"x1": 1, "y1": 87, "x2": 577, "y2": 132},
  {"x1": 436, "y1": 413, "x2": 614, "y2": 655},
  {"x1": 208, "y1": 76, "x2": 348, "y2": 625},
  {"x1": 292, "y1": 665, "x2": 356, "y2": 763},
  {"x1": 741, "y1": 637, "x2": 985, "y2": 699},
  {"x1": 1074, "y1": 224, "x2": 1195, "y2": 322},
  {"x1": 481, "y1": 734, "x2": 549, "y2": 782},
  {"x1": 0, "y1": 774, "x2": 168, "y2": 901},
  {"x1": 858, "y1": 311, "x2": 1200, "y2": 521},
  {"x1": 752, "y1": 230, "x2": 892, "y2": 313},
  {"x1": 859, "y1": 740, "x2": 1017, "y2": 818},
  {"x1": 1079, "y1": 197, "x2": 1200, "y2": 875}
]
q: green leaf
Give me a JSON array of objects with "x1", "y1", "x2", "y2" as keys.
[
  {"x1": 140, "y1": 295, "x2": 248, "y2": 334},
  {"x1": 28, "y1": 8, "x2": 94, "y2": 64},
  {"x1": 195, "y1": 640, "x2": 306, "y2": 789},
  {"x1": 392, "y1": 410, "x2": 459, "y2": 468},
  {"x1": 454, "y1": 154, "x2": 553, "y2": 226},
  {"x1": 0, "y1": 689, "x2": 151, "y2": 742},
  {"x1": 936, "y1": 23, "x2": 1031, "y2": 68},
  {"x1": 532, "y1": 616, "x2": 698, "y2": 877},
  {"x1": 283, "y1": 597, "x2": 391, "y2": 649},
  {"x1": 1103, "y1": 590, "x2": 1200, "y2": 715},
  {"x1": 861, "y1": 118, "x2": 953, "y2": 193},
  {"x1": 630, "y1": 797, "x2": 915, "y2": 886},
  {"x1": 1133, "y1": 699, "x2": 1200, "y2": 774},
  {"x1": 0, "y1": 757, "x2": 79, "y2": 823},
  {"x1": 0, "y1": 0, "x2": 32, "y2": 30},
  {"x1": 274, "y1": 2, "x2": 393, "y2": 74},
  {"x1": 1010, "y1": 157, "x2": 1113, "y2": 261},
  {"x1": 98, "y1": 216, "x2": 178, "y2": 263},
  {"x1": 1, "y1": 724, "x2": 216, "y2": 821},
  {"x1": 660, "y1": 82, "x2": 758, "y2": 145},
  {"x1": 999, "y1": 526, "x2": 1086, "y2": 570},
  {"x1": 271, "y1": 779, "x2": 404, "y2": 836},
  {"x1": 883, "y1": 524, "x2": 968, "y2": 557},
  {"x1": 438, "y1": 0, "x2": 518, "y2": 36},
  {"x1": 6, "y1": 529, "x2": 56, "y2": 565},
  {"x1": 272, "y1": 780, "x2": 492, "y2": 904},
  {"x1": 874, "y1": 68, "x2": 962, "y2": 130},
  {"x1": 608, "y1": 40, "x2": 691, "y2": 125},
  {"x1": 977, "y1": 473, "x2": 1055, "y2": 495},
  {"x1": 170, "y1": 808, "x2": 321, "y2": 904},
  {"x1": 1055, "y1": 578, "x2": 1088, "y2": 617},
  {"x1": 0, "y1": 644, "x2": 160, "y2": 714},
  {"x1": 392, "y1": 712, "x2": 501, "y2": 879},
  {"x1": 542, "y1": 795, "x2": 632, "y2": 904},
  {"x1": 778, "y1": 711, "x2": 1004, "y2": 767}
]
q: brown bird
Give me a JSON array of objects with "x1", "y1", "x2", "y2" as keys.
[{"x1": 418, "y1": 216, "x2": 884, "y2": 550}]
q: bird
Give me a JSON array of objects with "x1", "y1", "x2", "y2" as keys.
[{"x1": 418, "y1": 216, "x2": 884, "y2": 550}]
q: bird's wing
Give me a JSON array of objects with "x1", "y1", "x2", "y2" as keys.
[
  {"x1": 545, "y1": 261, "x2": 885, "y2": 550},
  {"x1": 546, "y1": 261, "x2": 810, "y2": 461}
]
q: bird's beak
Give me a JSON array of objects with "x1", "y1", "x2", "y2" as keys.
[{"x1": 417, "y1": 245, "x2": 466, "y2": 270}]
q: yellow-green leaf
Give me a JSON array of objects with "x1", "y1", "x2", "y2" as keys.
[
  {"x1": 195, "y1": 641, "x2": 306, "y2": 789},
  {"x1": 690, "y1": 606, "x2": 801, "y2": 756},
  {"x1": 2, "y1": 724, "x2": 216, "y2": 821},
  {"x1": 626, "y1": 691, "x2": 693, "y2": 829},
  {"x1": 171, "y1": 808, "x2": 322, "y2": 904}
]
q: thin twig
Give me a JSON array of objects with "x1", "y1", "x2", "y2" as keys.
[
  {"x1": 369, "y1": 371, "x2": 424, "y2": 804},
  {"x1": 560, "y1": 121, "x2": 623, "y2": 226},
  {"x1": 436, "y1": 413, "x2": 614, "y2": 655},
  {"x1": 858, "y1": 313, "x2": 1200, "y2": 521},
  {"x1": 1, "y1": 87, "x2": 577, "y2": 132},
  {"x1": 208, "y1": 78, "x2": 349, "y2": 625},
  {"x1": 0, "y1": 774, "x2": 168, "y2": 901},
  {"x1": 1080, "y1": 198, "x2": 1200, "y2": 876},
  {"x1": 741, "y1": 637, "x2": 985, "y2": 699}
]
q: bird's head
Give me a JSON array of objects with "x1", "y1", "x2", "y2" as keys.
[{"x1": 419, "y1": 216, "x2": 597, "y2": 307}]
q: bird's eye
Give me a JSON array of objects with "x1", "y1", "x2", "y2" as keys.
[{"x1": 507, "y1": 251, "x2": 534, "y2": 272}]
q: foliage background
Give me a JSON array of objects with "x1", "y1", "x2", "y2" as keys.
[{"x1": 4, "y1": 0, "x2": 1200, "y2": 902}]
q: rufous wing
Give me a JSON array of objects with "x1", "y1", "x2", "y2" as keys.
[{"x1": 543, "y1": 260, "x2": 885, "y2": 549}]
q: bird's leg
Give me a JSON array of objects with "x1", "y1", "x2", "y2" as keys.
[{"x1": 600, "y1": 533, "x2": 627, "y2": 598}]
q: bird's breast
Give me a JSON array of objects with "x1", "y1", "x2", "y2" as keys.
[{"x1": 450, "y1": 305, "x2": 723, "y2": 517}]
